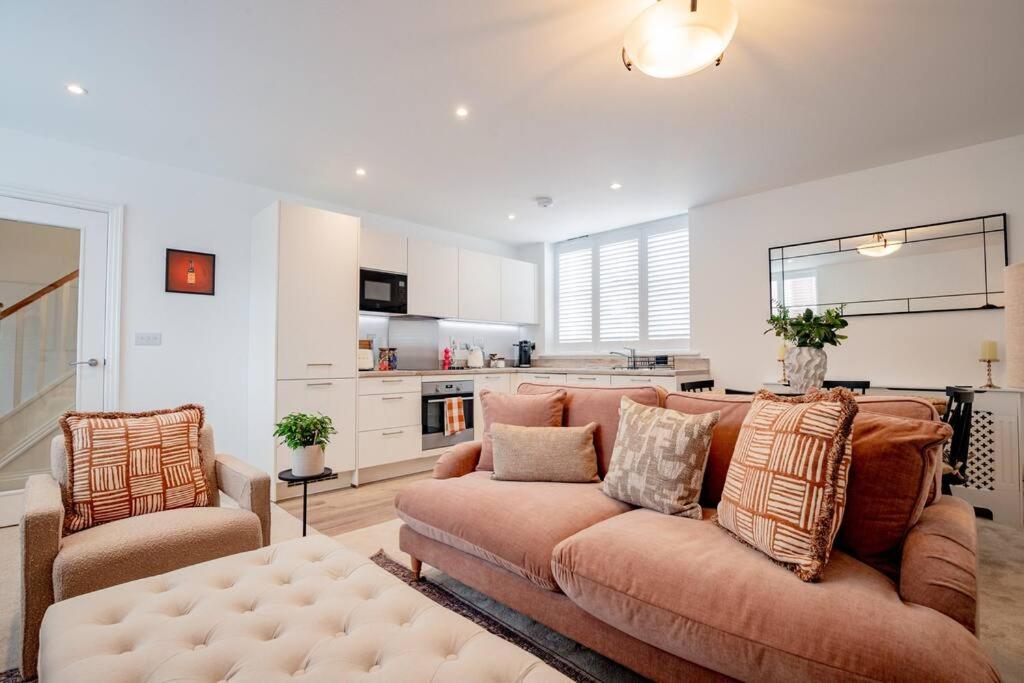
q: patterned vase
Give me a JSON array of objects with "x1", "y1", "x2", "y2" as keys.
[
  {"x1": 292, "y1": 445, "x2": 325, "y2": 477},
  {"x1": 785, "y1": 346, "x2": 828, "y2": 393}
]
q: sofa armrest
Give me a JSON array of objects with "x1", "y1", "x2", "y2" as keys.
[
  {"x1": 215, "y1": 453, "x2": 271, "y2": 546},
  {"x1": 21, "y1": 474, "x2": 64, "y2": 679},
  {"x1": 900, "y1": 495, "x2": 978, "y2": 633},
  {"x1": 434, "y1": 441, "x2": 482, "y2": 479}
]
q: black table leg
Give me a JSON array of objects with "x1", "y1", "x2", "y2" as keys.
[{"x1": 302, "y1": 481, "x2": 308, "y2": 537}]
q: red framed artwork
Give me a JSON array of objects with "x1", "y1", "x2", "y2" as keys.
[{"x1": 165, "y1": 248, "x2": 216, "y2": 295}]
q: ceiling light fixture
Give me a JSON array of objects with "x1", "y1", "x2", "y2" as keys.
[
  {"x1": 610, "y1": 182, "x2": 623, "y2": 190},
  {"x1": 622, "y1": 0, "x2": 739, "y2": 79},
  {"x1": 455, "y1": 106, "x2": 469, "y2": 119},
  {"x1": 66, "y1": 83, "x2": 87, "y2": 95},
  {"x1": 355, "y1": 168, "x2": 367, "y2": 177},
  {"x1": 508, "y1": 213, "x2": 516, "y2": 221},
  {"x1": 857, "y1": 233, "x2": 903, "y2": 258}
]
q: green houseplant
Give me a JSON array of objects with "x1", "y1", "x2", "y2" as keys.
[
  {"x1": 274, "y1": 412, "x2": 336, "y2": 477},
  {"x1": 765, "y1": 306, "x2": 849, "y2": 392}
]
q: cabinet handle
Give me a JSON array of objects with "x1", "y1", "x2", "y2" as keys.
[
  {"x1": 306, "y1": 381, "x2": 333, "y2": 387},
  {"x1": 534, "y1": 375, "x2": 551, "y2": 379},
  {"x1": 575, "y1": 377, "x2": 597, "y2": 381},
  {"x1": 307, "y1": 362, "x2": 333, "y2": 366},
  {"x1": 629, "y1": 378, "x2": 649, "y2": 383},
  {"x1": 382, "y1": 429, "x2": 404, "y2": 436},
  {"x1": 382, "y1": 378, "x2": 404, "y2": 383},
  {"x1": 381, "y1": 396, "x2": 404, "y2": 401}
]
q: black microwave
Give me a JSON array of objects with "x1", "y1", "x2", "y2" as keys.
[{"x1": 359, "y1": 268, "x2": 408, "y2": 314}]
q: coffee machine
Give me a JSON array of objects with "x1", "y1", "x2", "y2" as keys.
[{"x1": 514, "y1": 340, "x2": 535, "y2": 368}]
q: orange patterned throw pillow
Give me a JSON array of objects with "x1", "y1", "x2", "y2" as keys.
[
  {"x1": 716, "y1": 389, "x2": 858, "y2": 581},
  {"x1": 59, "y1": 404, "x2": 210, "y2": 533}
]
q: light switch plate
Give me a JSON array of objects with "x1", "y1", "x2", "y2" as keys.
[{"x1": 135, "y1": 332, "x2": 162, "y2": 346}]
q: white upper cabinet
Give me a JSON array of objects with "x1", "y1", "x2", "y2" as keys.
[
  {"x1": 500, "y1": 257, "x2": 538, "y2": 324},
  {"x1": 276, "y1": 202, "x2": 359, "y2": 379},
  {"x1": 458, "y1": 250, "x2": 501, "y2": 321},
  {"x1": 408, "y1": 238, "x2": 458, "y2": 318},
  {"x1": 360, "y1": 227, "x2": 407, "y2": 274}
]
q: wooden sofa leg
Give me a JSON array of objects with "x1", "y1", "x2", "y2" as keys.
[{"x1": 410, "y1": 557, "x2": 422, "y2": 581}]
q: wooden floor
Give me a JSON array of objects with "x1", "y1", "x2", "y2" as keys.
[{"x1": 278, "y1": 471, "x2": 431, "y2": 537}]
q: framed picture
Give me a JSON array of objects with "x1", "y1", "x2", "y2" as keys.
[{"x1": 165, "y1": 248, "x2": 216, "y2": 295}]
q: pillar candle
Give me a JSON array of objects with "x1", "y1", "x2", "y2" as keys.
[
  {"x1": 777, "y1": 343, "x2": 787, "y2": 361},
  {"x1": 980, "y1": 340, "x2": 998, "y2": 361}
]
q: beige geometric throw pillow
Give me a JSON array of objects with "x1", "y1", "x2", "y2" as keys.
[
  {"x1": 602, "y1": 397, "x2": 720, "y2": 518},
  {"x1": 716, "y1": 388, "x2": 858, "y2": 582}
]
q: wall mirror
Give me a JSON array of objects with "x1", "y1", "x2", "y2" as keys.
[{"x1": 769, "y1": 214, "x2": 1007, "y2": 317}]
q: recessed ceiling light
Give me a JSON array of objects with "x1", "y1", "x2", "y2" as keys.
[
  {"x1": 355, "y1": 168, "x2": 367, "y2": 177},
  {"x1": 455, "y1": 106, "x2": 469, "y2": 119},
  {"x1": 508, "y1": 213, "x2": 516, "y2": 221},
  {"x1": 66, "y1": 83, "x2": 87, "y2": 95},
  {"x1": 610, "y1": 182, "x2": 622, "y2": 190}
]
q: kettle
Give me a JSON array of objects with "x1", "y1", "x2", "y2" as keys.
[{"x1": 467, "y1": 346, "x2": 484, "y2": 369}]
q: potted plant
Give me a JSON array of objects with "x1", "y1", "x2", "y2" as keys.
[
  {"x1": 765, "y1": 306, "x2": 849, "y2": 393},
  {"x1": 273, "y1": 412, "x2": 336, "y2": 477}
]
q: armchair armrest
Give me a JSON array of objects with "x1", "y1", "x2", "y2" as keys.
[
  {"x1": 21, "y1": 474, "x2": 64, "y2": 679},
  {"x1": 900, "y1": 495, "x2": 978, "y2": 633},
  {"x1": 434, "y1": 441, "x2": 482, "y2": 479},
  {"x1": 215, "y1": 453, "x2": 271, "y2": 546}
]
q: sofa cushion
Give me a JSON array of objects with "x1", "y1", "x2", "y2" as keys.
[
  {"x1": 52, "y1": 506, "x2": 263, "y2": 601},
  {"x1": 59, "y1": 405, "x2": 211, "y2": 533},
  {"x1": 517, "y1": 383, "x2": 661, "y2": 477},
  {"x1": 477, "y1": 390, "x2": 567, "y2": 471},
  {"x1": 551, "y1": 509, "x2": 999, "y2": 682},
  {"x1": 663, "y1": 392, "x2": 940, "y2": 507},
  {"x1": 395, "y1": 471, "x2": 631, "y2": 590},
  {"x1": 840, "y1": 412, "x2": 952, "y2": 579},
  {"x1": 491, "y1": 423, "x2": 600, "y2": 483}
]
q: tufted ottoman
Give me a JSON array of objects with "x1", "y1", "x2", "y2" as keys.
[{"x1": 38, "y1": 535, "x2": 568, "y2": 682}]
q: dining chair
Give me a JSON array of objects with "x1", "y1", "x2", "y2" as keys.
[
  {"x1": 941, "y1": 386, "x2": 976, "y2": 495},
  {"x1": 724, "y1": 388, "x2": 755, "y2": 395},
  {"x1": 822, "y1": 379, "x2": 871, "y2": 395},
  {"x1": 680, "y1": 379, "x2": 715, "y2": 392}
]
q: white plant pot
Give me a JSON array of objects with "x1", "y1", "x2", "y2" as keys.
[
  {"x1": 785, "y1": 346, "x2": 828, "y2": 393},
  {"x1": 291, "y1": 445, "x2": 325, "y2": 477}
]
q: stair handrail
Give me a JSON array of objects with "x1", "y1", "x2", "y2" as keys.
[{"x1": 0, "y1": 269, "x2": 79, "y2": 320}]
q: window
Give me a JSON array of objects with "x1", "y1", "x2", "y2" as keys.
[
  {"x1": 771, "y1": 271, "x2": 818, "y2": 311},
  {"x1": 554, "y1": 220, "x2": 690, "y2": 350}
]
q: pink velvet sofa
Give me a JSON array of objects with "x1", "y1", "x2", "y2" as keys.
[{"x1": 395, "y1": 384, "x2": 999, "y2": 682}]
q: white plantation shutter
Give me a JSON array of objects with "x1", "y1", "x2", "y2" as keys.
[
  {"x1": 784, "y1": 275, "x2": 817, "y2": 310},
  {"x1": 557, "y1": 247, "x2": 593, "y2": 343},
  {"x1": 599, "y1": 239, "x2": 640, "y2": 341},
  {"x1": 646, "y1": 229, "x2": 690, "y2": 340}
]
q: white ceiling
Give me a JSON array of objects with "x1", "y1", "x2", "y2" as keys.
[{"x1": 2, "y1": 1, "x2": 1023, "y2": 244}]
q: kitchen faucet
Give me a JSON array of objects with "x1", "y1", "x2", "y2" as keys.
[{"x1": 610, "y1": 347, "x2": 638, "y2": 369}]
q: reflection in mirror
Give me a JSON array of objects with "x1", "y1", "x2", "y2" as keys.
[{"x1": 769, "y1": 214, "x2": 1007, "y2": 317}]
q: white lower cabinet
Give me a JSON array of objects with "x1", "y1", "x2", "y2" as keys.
[
  {"x1": 474, "y1": 373, "x2": 512, "y2": 427},
  {"x1": 275, "y1": 378, "x2": 356, "y2": 477},
  {"x1": 511, "y1": 372, "x2": 567, "y2": 393},
  {"x1": 566, "y1": 374, "x2": 612, "y2": 387},
  {"x1": 358, "y1": 428, "x2": 422, "y2": 468},
  {"x1": 609, "y1": 375, "x2": 678, "y2": 392},
  {"x1": 357, "y1": 393, "x2": 420, "y2": 431}
]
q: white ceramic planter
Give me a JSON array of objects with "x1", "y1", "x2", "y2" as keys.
[
  {"x1": 785, "y1": 346, "x2": 828, "y2": 393},
  {"x1": 291, "y1": 445, "x2": 325, "y2": 477}
]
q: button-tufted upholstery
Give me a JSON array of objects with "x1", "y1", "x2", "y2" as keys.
[{"x1": 39, "y1": 535, "x2": 568, "y2": 683}]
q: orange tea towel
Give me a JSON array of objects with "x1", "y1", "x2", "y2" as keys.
[{"x1": 444, "y1": 396, "x2": 466, "y2": 436}]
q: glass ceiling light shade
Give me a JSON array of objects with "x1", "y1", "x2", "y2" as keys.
[
  {"x1": 622, "y1": 0, "x2": 739, "y2": 79},
  {"x1": 857, "y1": 233, "x2": 904, "y2": 257}
]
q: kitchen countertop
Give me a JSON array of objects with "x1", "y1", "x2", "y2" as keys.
[{"x1": 358, "y1": 366, "x2": 679, "y2": 378}]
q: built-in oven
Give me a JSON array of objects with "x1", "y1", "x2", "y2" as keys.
[
  {"x1": 421, "y1": 379, "x2": 475, "y2": 450},
  {"x1": 359, "y1": 268, "x2": 407, "y2": 314}
]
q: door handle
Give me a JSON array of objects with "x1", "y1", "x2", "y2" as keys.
[
  {"x1": 306, "y1": 362, "x2": 333, "y2": 367},
  {"x1": 68, "y1": 358, "x2": 99, "y2": 367},
  {"x1": 381, "y1": 396, "x2": 404, "y2": 401},
  {"x1": 382, "y1": 430, "x2": 404, "y2": 436},
  {"x1": 306, "y1": 382, "x2": 333, "y2": 387},
  {"x1": 381, "y1": 378, "x2": 403, "y2": 383}
]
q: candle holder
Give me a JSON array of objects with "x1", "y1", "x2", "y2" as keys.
[
  {"x1": 980, "y1": 359, "x2": 1000, "y2": 389},
  {"x1": 778, "y1": 358, "x2": 789, "y2": 385}
]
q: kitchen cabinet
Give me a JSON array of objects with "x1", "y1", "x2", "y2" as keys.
[
  {"x1": 566, "y1": 373, "x2": 612, "y2": 387},
  {"x1": 512, "y1": 372, "x2": 567, "y2": 393},
  {"x1": 275, "y1": 378, "x2": 356, "y2": 477},
  {"x1": 408, "y1": 239, "x2": 458, "y2": 318},
  {"x1": 360, "y1": 227, "x2": 407, "y2": 274},
  {"x1": 458, "y1": 250, "x2": 501, "y2": 321},
  {"x1": 358, "y1": 376, "x2": 421, "y2": 395},
  {"x1": 358, "y1": 428, "x2": 422, "y2": 469},
  {"x1": 610, "y1": 375, "x2": 679, "y2": 392},
  {"x1": 474, "y1": 373, "x2": 512, "y2": 427},
  {"x1": 357, "y1": 392, "x2": 420, "y2": 432},
  {"x1": 500, "y1": 258, "x2": 538, "y2": 324}
]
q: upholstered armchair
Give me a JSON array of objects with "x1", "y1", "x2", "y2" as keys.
[{"x1": 19, "y1": 425, "x2": 271, "y2": 679}]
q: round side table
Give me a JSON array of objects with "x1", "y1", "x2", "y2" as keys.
[{"x1": 278, "y1": 467, "x2": 333, "y2": 537}]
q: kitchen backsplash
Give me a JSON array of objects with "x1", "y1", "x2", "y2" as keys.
[{"x1": 358, "y1": 316, "x2": 532, "y2": 367}]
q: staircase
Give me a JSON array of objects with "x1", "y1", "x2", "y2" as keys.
[{"x1": 0, "y1": 271, "x2": 79, "y2": 491}]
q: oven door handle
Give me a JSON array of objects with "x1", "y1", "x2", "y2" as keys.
[{"x1": 425, "y1": 397, "x2": 474, "y2": 404}]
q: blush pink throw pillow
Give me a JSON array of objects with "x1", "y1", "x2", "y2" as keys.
[{"x1": 477, "y1": 389, "x2": 567, "y2": 471}]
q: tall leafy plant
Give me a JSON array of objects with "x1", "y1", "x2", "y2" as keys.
[
  {"x1": 273, "y1": 413, "x2": 336, "y2": 451},
  {"x1": 765, "y1": 306, "x2": 849, "y2": 349}
]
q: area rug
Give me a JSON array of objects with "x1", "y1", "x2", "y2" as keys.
[{"x1": 370, "y1": 551, "x2": 648, "y2": 683}]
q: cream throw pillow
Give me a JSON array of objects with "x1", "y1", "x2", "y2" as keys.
[
  {"x1": 602, "y1": 397, "x2": 720, "y2": 518},
  {"x1": 716, "y1": 388, "x2": 858, "y2": 582},
  {"x1": 490, "y1": 422, "x2": 599, "y2": 483}
]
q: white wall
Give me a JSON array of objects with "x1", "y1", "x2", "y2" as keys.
[
  {"x1": 0, "y1": 127, "x2": 515, "y2": 458},
  {"x1": 691, "y1": 134, "x2": 1024, "y2": 390}
]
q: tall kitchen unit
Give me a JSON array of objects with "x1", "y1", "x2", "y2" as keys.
[{"x1": 248, "y1": 201, "x2": 359, "y2": 501}]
